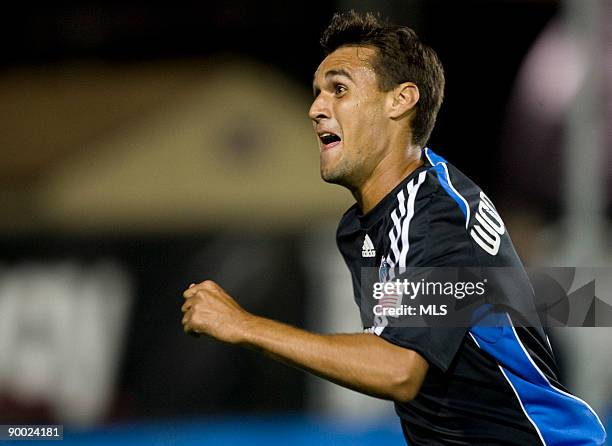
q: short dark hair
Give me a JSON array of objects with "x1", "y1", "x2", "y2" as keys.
[{"x1": 320, "y1": 11, "x2": 445, "y2": 148}]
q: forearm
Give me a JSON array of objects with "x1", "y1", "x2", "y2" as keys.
[
  {"x1": 240, "y1": 315, "x2": 424, "y2": 401},
  {"x1": 181, "y1": 280, "x2": 427, "y2": 401}
]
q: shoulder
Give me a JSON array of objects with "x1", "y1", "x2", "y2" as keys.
[
  {"x1": 417, "y1": 148, "x2": 518, "y2": 265},
  {"x1": 420, "y1": 148, "x2": 481, "y2": 226},
  {"x1": 386, "y1": 158, "x2": 476, "y2": 234},
  {"x1": 381, "y1": 173, "x2": 475, "y2": 269},
  {"x1": 381, "y1": 149, "x2": 489, "y2": 267}
]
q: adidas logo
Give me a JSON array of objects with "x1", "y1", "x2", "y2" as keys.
[{"x1": 362, "y1": 234, "x2": 376, "y2": 258}]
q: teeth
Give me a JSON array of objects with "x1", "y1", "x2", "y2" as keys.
[{"x1": 319, "y1": 132, "x2": 340, "y2": 146}]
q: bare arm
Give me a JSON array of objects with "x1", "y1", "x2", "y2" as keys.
[{"x1": 181, "y1": 280, "x2": 428, "y2": 402}]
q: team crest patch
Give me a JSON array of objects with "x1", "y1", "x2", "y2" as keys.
[{"x1": 379, "y1": 256, "x2": 390, "y2": 282}]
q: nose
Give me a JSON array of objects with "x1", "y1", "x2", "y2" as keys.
[{"x1": 308, "y1": 94, "x2": 330, "y2": 123}]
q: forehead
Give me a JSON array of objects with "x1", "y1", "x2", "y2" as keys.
[{"x1": 314, "y1": 46, "x2": 378, "y2": 81}]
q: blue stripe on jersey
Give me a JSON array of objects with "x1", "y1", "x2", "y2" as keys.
[
  {"x1": 470, "y1": 315, "x2": 607, "y2": 446},
  {"x1": 424, "y1": 147, "x2": 471, "y2": 228}
]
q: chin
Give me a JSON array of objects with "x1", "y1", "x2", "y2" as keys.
[
  {"x1": 320, "y1": 166, "x2": 353, "y2": 188},
  {"x1": 321, "y1": 174, "x2": 342, "y2": 185}
]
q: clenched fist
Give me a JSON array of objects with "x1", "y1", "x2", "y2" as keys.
[{"x1": 181, "y1": 280, "x2": 252, "y2": 344}]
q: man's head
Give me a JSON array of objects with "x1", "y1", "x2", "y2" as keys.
[{"x1": 309, "y1": 11, "x2": 444, "y2": 188}]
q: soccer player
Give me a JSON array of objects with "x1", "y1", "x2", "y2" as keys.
[{"x1": 181, "y1": 11, "x2": 607, "y2": 445}]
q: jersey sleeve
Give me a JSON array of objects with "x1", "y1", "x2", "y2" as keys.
[{"x1": 377, "y1": 190, "x2": 477, "y2": 372}]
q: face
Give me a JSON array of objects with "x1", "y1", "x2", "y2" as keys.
[{"x1": 309, "y1": 46, "x2": 391, "y2": 188}]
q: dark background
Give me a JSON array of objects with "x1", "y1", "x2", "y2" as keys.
[
  {"x1": 0, "y1": 0, "x2": 568, "y2": 426},
  {"x1": 0, "y1": 0, "x2": 557, "y2": 198}
]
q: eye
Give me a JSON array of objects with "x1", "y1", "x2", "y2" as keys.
[{"x1": 334, "y1": 84, "x2": 347, "y2": 95}]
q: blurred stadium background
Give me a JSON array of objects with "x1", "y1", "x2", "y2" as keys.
[{"x1": 0, "y1": 0, "x2": 610, "y2": 444}]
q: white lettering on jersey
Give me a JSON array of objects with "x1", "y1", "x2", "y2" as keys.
[{"x1": 470, "y1": 192, "x2": 505, "y2": 255}]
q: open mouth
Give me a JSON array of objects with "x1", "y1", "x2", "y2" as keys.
[{"x1": 319, "y1": 132, "x2": 341, "y2": 149}]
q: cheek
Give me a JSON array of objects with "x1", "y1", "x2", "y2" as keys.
[{"x1": 338, "y1": 101, "x2": 379, "y2": 147}]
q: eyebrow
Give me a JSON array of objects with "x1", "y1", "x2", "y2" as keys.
[
  {"x1": 324, "y1": 69, "x2": 353, "y2": 82},
  {"x1": 312, "y1": 68, "x2": 354, "y2": 96}
]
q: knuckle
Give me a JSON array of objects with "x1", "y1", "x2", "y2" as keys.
[{"x1": 202, "y1": 280, "x2": 217, "y2": 290}]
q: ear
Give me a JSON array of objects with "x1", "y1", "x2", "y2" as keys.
[{"x1": 387, "y1": 82, "x2": 419, "y2": 119}]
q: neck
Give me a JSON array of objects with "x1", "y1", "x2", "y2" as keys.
[{"x1": 352, "y1": 145, "x2": 423, "y2": 214}]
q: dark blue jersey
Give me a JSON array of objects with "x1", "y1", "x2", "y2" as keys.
[{"x1": 336, "y1": 148, "x2": 606, "y2": 445}]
